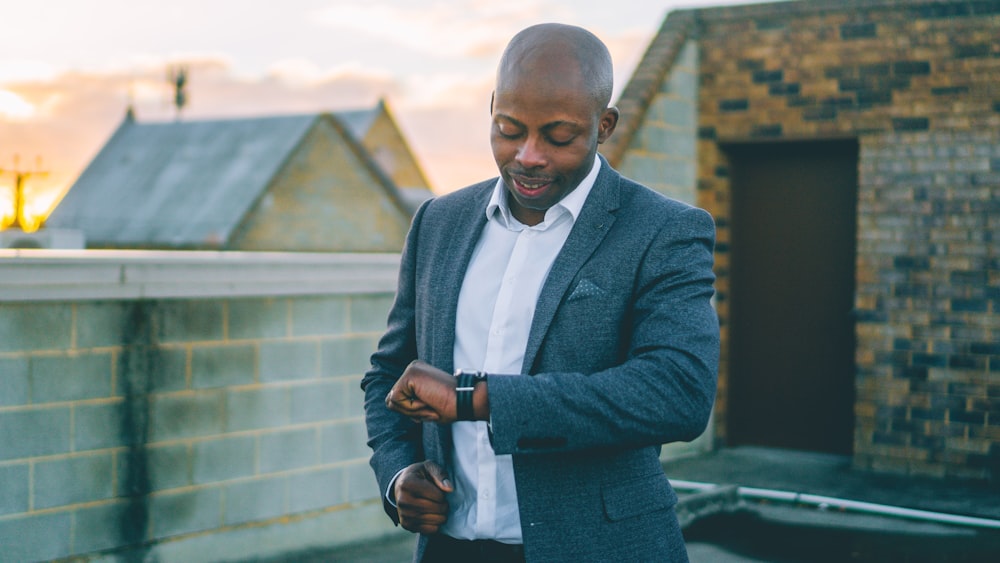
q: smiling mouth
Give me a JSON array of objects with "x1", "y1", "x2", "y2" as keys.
[{"x1": 512, "y1": 176, "x2": 553, "y2": 195}]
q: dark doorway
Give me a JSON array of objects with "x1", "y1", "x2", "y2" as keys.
[{"x1": 725, "y1": 140, "x2": 858, "y2": 455}]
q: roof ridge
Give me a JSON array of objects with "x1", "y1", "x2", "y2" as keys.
[{"x1": 323, "y1": 113, "x2": 415, "y2": 218}]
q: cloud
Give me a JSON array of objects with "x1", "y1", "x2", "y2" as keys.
[
  {"x1": 312, "y1": 0, "x2": 558, "y2": 59},
  {"x1": 395, "y1": 103, "x2": 496, "y2": 192},
  {"x1": 0, "y1": 53, "x2": 500, "y2": 214},
  {"x1": 265, "y1": 58, "x2": 396, "y2": 93},
  {"x1": 0, "y1": 90, "x2": 35, "y2": 120},
  {"x1": 0, "y1": 0, "x2": 677, "y2": 217},
  {"x1": 388, "y1": 72, "x2": 497, "y2": 191},
  {"x1": 0, "y1": 60, "x2": 59, "y2": 84},
  {"x1": 0, "y1": 57, "x2": 412, "y2": 215}
]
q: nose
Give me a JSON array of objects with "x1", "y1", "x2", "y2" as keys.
[{"x1": 515, "y1": 135, "x2": 547, "y2": 169}]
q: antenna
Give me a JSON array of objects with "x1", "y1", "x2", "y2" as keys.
[
  {"x1": 167, "y1": 64, "x2": 189, "y2": 120},
  {"x1": 1, "y1": 154, "x2": 49, "y2": 232},
  {"x1": 125, "y1": 80, "x2": 136, "y2": 121}
]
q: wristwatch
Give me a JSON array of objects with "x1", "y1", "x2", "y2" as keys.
[{"x1": 453, "y1": 369, "x2": 487, "y2": 421}]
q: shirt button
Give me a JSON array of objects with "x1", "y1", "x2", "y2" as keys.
[{"x1": 482, "y1": 489, "x2": 491, "y2": 499}]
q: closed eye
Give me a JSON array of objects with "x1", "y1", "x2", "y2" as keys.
[
  {"x1": 546, "y1": 135, "x2": 574, "y2": 147},
  {"x1": 542, "y1": 123, "x2": 580, "y2": 146},
  {"x1": 496, "y1": 119, "x2": 523, "y2": 139}
]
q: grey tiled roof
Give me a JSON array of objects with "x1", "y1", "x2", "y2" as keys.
[
  {"x1": 397, "y1": 187, "x2": 434, "y2": 213},
  {"x1": 335, "y1": 107, "x2": 379, "y2": 141},
  {"x1": 47, "y1": 114, "x2": 319, "y2": 247}
]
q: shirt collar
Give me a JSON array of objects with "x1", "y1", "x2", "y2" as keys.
[{"x1": 486, "y1": 155, "x2": 602, "y2": 230}]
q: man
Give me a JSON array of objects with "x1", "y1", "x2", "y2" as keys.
[{"x1": 362, "y1": 23, "x2": 718, "y2": 562}]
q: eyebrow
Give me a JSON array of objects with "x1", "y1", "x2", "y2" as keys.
[{"x1": 494, "y1": 114, "x2": 583, "y2": 133}]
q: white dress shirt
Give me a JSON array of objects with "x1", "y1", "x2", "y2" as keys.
[{"x1": 440, "y1": 155, "x2": 601, "y2": 543}]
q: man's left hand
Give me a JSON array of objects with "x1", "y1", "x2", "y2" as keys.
[{"x1": 386, "y1": 360, "x2": 458, "y2": 423}]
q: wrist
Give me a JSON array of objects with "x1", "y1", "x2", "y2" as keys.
[{"x1": 472, "y1": 381, "x2": 489, "y2": 420}]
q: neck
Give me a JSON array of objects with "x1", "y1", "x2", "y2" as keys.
[{"x1": 509, "y1": 200, "x2": 545, "y2": 226}]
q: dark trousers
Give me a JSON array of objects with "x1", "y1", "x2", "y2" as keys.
[{"x1": 421, "y1": 534, "x2": 526, "y2": 563}]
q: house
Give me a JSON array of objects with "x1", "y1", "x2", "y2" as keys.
[
  {"x1": 602, "y1": 0, "x2": 999, "y2": 482},
  {"x1": 46, "y1": 100, "x2": 432, "y2": 252}
]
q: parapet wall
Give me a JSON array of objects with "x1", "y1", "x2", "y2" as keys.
[{"x1": 0, "y1": 250, "x2": 407, "y2": 562}]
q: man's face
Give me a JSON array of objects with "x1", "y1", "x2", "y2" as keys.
[{"x1": 490, "y1": 64, "x2": 615, "y2": 226}]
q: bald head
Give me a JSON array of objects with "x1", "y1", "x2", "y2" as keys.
[
  {"x1": 489, "y1": 23, "x2": 619, "y2": 226},
  {"x1": 497, "y1": 23, "x2": 614, "y2": 110}
]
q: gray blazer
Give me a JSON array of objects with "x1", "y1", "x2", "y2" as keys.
[{"x1": 362, "y1": 159, "x2": 719, "y2": 562}]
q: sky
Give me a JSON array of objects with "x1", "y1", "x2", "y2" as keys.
[{"x1": 0, "y1": 0, "x2": 771, "y2": 226}]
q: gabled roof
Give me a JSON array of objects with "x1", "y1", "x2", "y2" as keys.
[
  {"x1": 335, "y1": 105, "x2": 380, "y2": 141},
  {"x1": 601, "y1": 10, "x2": 695, "y2": 168},
  {"x1": 47, "y1": 114, "x2": 317, "y2": 247},
  {"x1": 47, "y1": 103, "x2": 428, "y2": 248}
]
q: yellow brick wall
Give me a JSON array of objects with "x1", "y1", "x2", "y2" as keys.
[
  {"x1": 687, "y1": 1, "x2": 1000, "y2": 479},
  {"x1": 229, "y1": 118, "x2": 411, "y2": 253},
  {"x1": 363, "y1": 107, "x2": 432, "y2": 191}
]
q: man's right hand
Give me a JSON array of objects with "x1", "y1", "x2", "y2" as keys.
[{"x1": 393, "y1": 460, "x2": 453, "y2": 534}]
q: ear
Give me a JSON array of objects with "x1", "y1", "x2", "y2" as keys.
[{"x1": 597, "y1": 107, "x2": 619, "y2": 144}]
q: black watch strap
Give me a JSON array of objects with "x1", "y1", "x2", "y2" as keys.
[{"x1": 454, "y1": 370, "x2": 487, "y2": 421}]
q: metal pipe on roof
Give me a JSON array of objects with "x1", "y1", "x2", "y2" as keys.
[{"x1": 669, "y1": 479, "x2": 1000, "y2": 530}]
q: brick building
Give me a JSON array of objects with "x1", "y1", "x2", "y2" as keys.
[
  {"x1": 602, "y1": 0, "x2": 999, "y2": 481},
  {"x1": 46, "y1": 100, "x2": 432, "y2": 252}
]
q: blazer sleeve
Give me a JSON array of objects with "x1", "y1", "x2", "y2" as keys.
[
  {"x1": 486, "y1": 205, "x2": 719, "y2": 456},
  {"x1": 360, "y1": 200, "x2": 428, "y2": 523}
]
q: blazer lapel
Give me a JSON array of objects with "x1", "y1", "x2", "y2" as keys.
[
  {"x1": 521, "y1": 160, "x2": 621, "y2": 373},
  {"x1": 427, "y1": 184, "x2": 492, "y2": 371}
]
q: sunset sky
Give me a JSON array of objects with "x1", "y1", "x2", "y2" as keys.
[{"x1": 0, "y1": 0, "x2": 770, "y2": 224}]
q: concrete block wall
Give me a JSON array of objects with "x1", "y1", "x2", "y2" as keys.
[
  {"x1": 619, "y1": 40, "x2": 700, "y2": 205},
  {"x1": 0, "y1": 251, "x2": 407, "y2": 562}
]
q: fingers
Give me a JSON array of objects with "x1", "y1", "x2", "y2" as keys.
[
  {"x1": 385, "y1": 362, "x2": 455, "y2": 422},
  {"x1": 396, "y1": 461, "x2": 450, "y2": 501},
  {"x1": 386, "y1": 387, "x2": 427, "y2": 411},
  {"x1": 399, "y1": 511, "x2": 448, "y2": 534},
  {"x1": 423, "y1": 460, "x2": 454, "y2": 493},
  {"x1": 386, "y1": 392, "x2": 440, "y2": 422},
  {"x1": 395, "y1": 461, "x2": 451, "y2": 534},
  {"x1": 396, "y1": 496, "x2": 447, "y2": 534}
]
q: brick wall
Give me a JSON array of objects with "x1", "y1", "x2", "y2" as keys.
[
  {"x1": 0, "y1": 251, "x2": 406, "y2": 561},
  {"x1": 690, "y1": 0, "x2": 1000, "y2": 480},
  {"x1": 363, "y1": 104, "x2": 433, "y2": 191},
  {"x1": 230, "y1": 117, "x2": 412, "y2": 253},
  {"x1": 613, "y1": 0, "x2": 999, "y2": 480},
  {"x1": 855, "y1": 129, "x2": 1000, "y2": 479}
]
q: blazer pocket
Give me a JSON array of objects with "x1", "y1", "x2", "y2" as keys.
[
  {"x1": 601, "y1": 473, "x2": 678, "y2": 522},
  {"x1": 567, "y1": 278, "x2": 606, "y2": 302}
]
